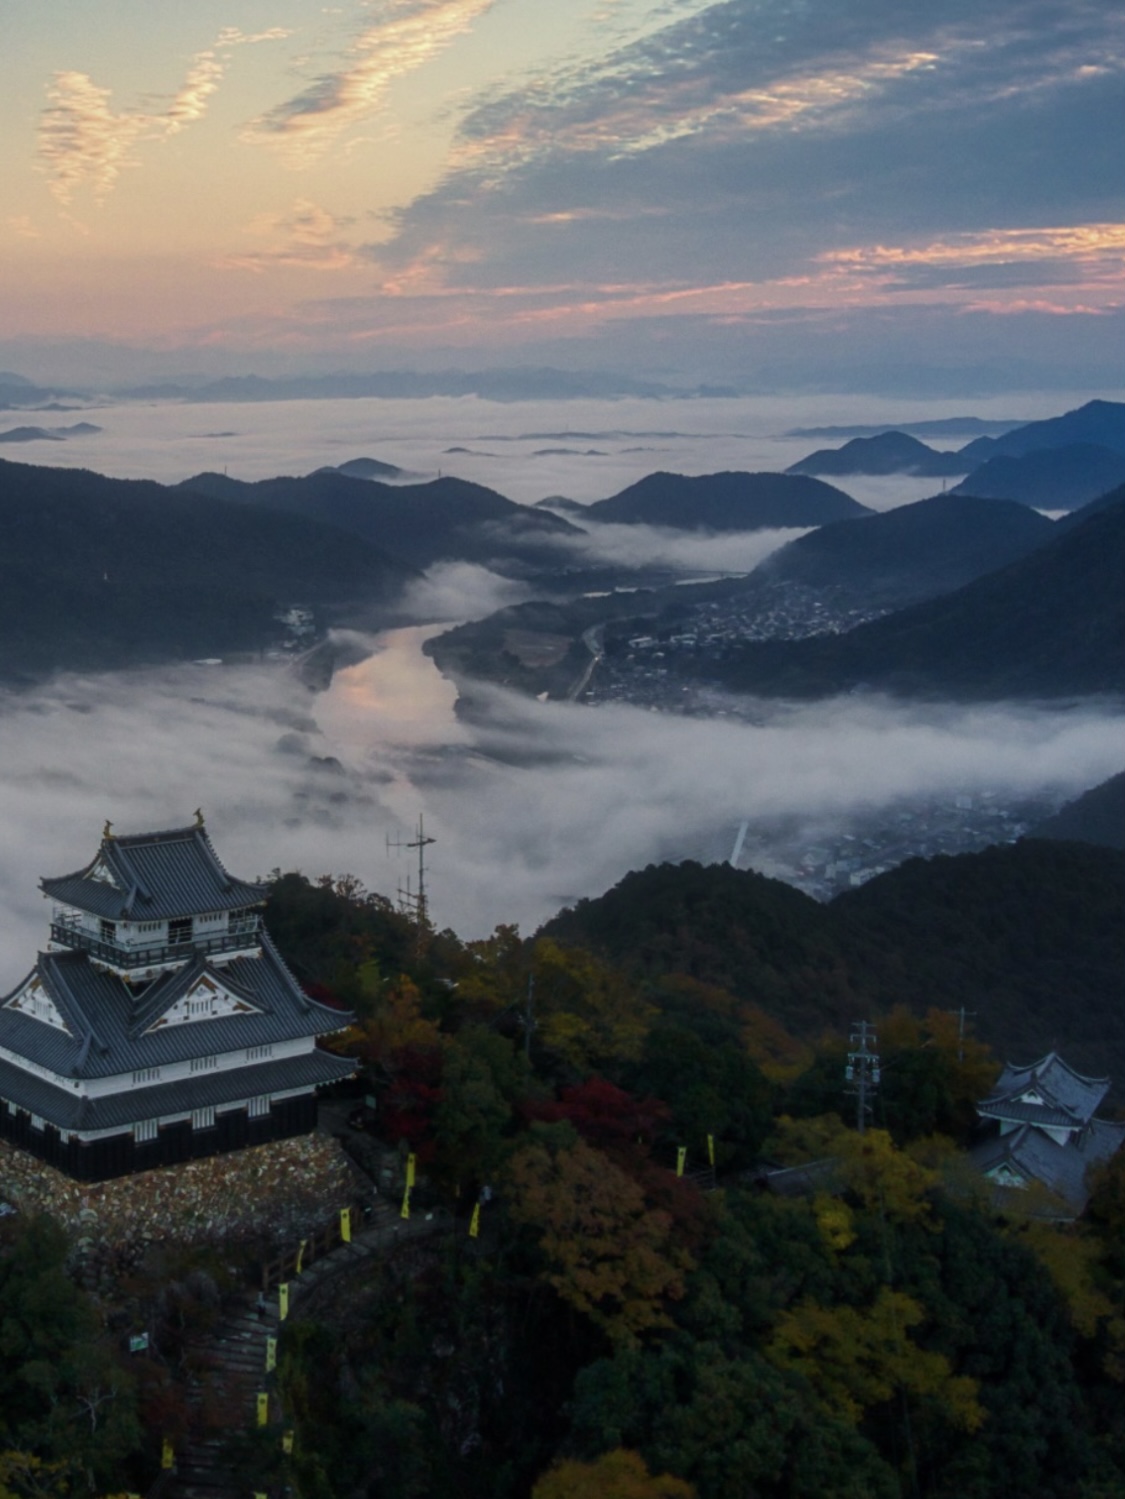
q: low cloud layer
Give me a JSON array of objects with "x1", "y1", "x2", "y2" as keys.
[
  {"x1": 1, "y1": 635, "x2": 1120, "y2": 990},
  {"x1": 541, "y1": 521, "x2": 813, "y2": 574}
]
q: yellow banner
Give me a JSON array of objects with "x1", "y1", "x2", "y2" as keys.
[
  {"x1": 406, "y1": 1153, "x2": 416, "y2": 1188},
  {"x1": 707, "y1": 1133, "x2": 715, "y2": 1167},
  {"x1": 282, "y1": 1429, "x2": 294, "y2": 1454},
  {"x1": 265, "y1": 1336, "x2": 277, "y2": 1373},
  {"x1": 469, "y1": 1203, "x2": 481, "y2": 1239},
  {"x1": 340, "y1": 1206, "x2": 352, "y2": 1243},
  {"x1": 296, "y1": 1238, "x2": 307, "y2": 1275},
  {"x1": 676, "y1": 1146, "x2": 687, "y2": 1177},
  {"x1": 161, "y1": 1439, "x2": 174, "y2": 1470},
  {"x1": 257, "y1": 1392, "x2": 270, "y2": 1427},
  {"x1": 278, "y1": 1283, "x2": 289, "y2": 1321},
  {"x1": 401, "y1": 1186, "x2": 411, "y2": 1220}
]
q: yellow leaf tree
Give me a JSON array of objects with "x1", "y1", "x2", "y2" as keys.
[
  {"x1": 504, "y1": 1134, "x2": 692, "y2": 1347},
  {"x1": 768, "y1": 1287, "x2": 984, "y2": 1432},
  {"x1": 533, "y1": 1449, "x2": 696, "y2": 1499}
]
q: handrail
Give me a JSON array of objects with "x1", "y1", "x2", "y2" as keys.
[{"x1": 49, "y1": 919, "x2": 261, "y2": 970}]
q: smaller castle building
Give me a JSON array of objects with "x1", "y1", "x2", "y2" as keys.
[
  {"x1": 0, "y1": 818, "x2": 354, "y2": 1181},
  {"x1": 971, "y1": 1051, "x2": 1125, "y2": 1216}
]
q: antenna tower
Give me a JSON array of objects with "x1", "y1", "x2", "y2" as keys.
[
  {"x1": 845, "y1": 1021, "x2": 880, "y2": 1135},
  {"x1": 387, "y1": 815, "x2": 436, "y2": 949}
]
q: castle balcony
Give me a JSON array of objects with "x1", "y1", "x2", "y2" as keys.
[{"x1": 49, "y1": 915, "x2": 262, "y2": 972}]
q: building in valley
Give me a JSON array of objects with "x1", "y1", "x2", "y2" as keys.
[
  {"x1": 970, "y1": 1051, "x2": 1125, "y2": 1216},
  {"x1": 0, "y1": 817, "x2": 354, "y2": 1181}
]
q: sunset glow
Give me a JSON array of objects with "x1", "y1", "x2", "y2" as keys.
[{"x1": 2, "y1": 0, "x2": 1122, "y2": 388}]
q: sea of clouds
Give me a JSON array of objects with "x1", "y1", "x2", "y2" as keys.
[{"x1": 0, "y1": 391, "x2": 1119, "y2": 984}]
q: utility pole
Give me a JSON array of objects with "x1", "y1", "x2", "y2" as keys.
[
  {"x1": 387, "y1": 816, "x2": 436, "y2": 954},
  {"x1": 951, "y1": 1006, "x2": 976, "y2": 1064},
  {"x1": 524, "y1": 973, "x2": 536, "y2": 1062},
  {"x1": 846, "y1": 1021, "x2": 880, "y2": 1135}
]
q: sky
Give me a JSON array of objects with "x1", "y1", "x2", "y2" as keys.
[{"x1": 3, "y1": 0, "x2": 1123, "y2": 391}]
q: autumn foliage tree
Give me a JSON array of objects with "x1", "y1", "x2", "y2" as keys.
[
  {"x1": 504, "y1": 1131, "x2": 693, "y2": 1347},
  {"x1": 533, "y1": 1448, "x2": 696, "y2": 1499}
]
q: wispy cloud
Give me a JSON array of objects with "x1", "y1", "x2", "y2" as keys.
[
  {"x1": 38, "y1": 28, "x2": 291, "y2": 206},
  {"x1": 243, "y1": 0, "x2": 496, "y2": 167},
  {"x1": 822, "y1": 224, "x2": 1125, "y2": 272},
  {"x1": 219, "y1": 198, "x2": 360, "y2": 273}
]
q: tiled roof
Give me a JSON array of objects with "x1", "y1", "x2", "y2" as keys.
[
  {"x1": 41, "y1": 825, "x2": 267, "y2": 921},
  {"x1": 970, "y1": 1117, "x2": 1125, "y2": 1215},
  {"x1": 977, "y1": 1099, "x2": 1078, "y2": 1128},
  {"x1": 0, "y1": 1048, "x2": 354, "y2": 1133},
  {"x1": 0, "y1": 932, "x2": 352, "y2": 1078},
  {"x1": 981, "y1": 1051, "x2": 1110, "y2": 1126}
]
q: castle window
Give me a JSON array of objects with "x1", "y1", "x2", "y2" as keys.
[
  {"x1": 190, "y1": 1055, "x2": 218, "y2": 1073},
  {"x1": 100, "y1": 919, "x2": 117, "y2": 943},
  {"x1": 245, "y1": 1045, "x2": 273, "y2": 1062},
  {"x1": 248, "y1": 1096, "x2": 270, "y2": 1118},
  {"x1": 30, "y1": 1114, "x2": 44, "y2": 1131},
  {"x1": 134, "y1": 1119, "x2": 158, "y2": 1143},
  {"x1": 168, "y1": 917, "x2": 194, "y2": 946},
  {"x1": 132, "y1": 1067, "x2": 162, "y2": 1085},
  {"x1": 192, "y1": 1107, "x2": 216, "y2": 1130}
]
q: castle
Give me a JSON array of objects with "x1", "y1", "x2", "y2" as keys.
[{"x1": 0, "y1": 818, "x2": 354, "y2": 1181}]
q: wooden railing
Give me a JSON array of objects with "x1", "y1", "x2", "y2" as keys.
[{"x1": 49, "y1": 919, "x2": 261, "y2": 970}]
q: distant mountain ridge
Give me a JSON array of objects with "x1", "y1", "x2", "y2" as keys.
[
  {"x1": 699, "y1": 493, "x2": 1125, "y2": 700},
  {"x1": 950, "y1": 444, "x2": 1125, "y2": 510},
  {"x1": 786, "y1": 400, "x2": 1125, "y2": 486},
  {"x1": 179, "y1": 469, "x2": 582, "y2": 573},
  {"x1": 787, "y1": 431, "x2": 969, "y2": 478},
  {"x1": 957, "y1": 398, "x2": 1125, "y2": 465},
  {"x1": 585, "y1": 471, "x2": 869, "y2": 529},
  {"x1": 753, "y1": 494, "x2": 1056, "y2": 609},
  {"x1": 0, "y1": 456, "x2": 415, "y2": 681}
]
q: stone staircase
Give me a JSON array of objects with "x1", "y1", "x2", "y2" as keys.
[{"x1": 159, "y1": 1199, "x2": 450, "y2": 1497}]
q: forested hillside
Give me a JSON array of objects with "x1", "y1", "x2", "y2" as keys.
[{"x1": 192, "y1": 848, "x2": 1125, "y2": 1499}]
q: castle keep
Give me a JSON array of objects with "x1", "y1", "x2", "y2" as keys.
[{"x1": 0, "y1": 819, "x2": 354, "y2": 1181}]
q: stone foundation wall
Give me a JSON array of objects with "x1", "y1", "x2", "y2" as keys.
[{"x1": 0, "y1": 1129, "x2": 369, "y2": 1249}]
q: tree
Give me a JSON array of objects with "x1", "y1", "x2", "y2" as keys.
[
  {"x1": 505, "y1": 1133, "x2": 693, "y2": 1347},
  {"x1": 533, "y1": 1448, "x2": 695, "y2": 1499},
  {"x1": 768, "y1": 1287, "x2": 984, "y2": 1431},
  {"x1": 531, "y1": 940, "x2": 655, "y2": 1073}
]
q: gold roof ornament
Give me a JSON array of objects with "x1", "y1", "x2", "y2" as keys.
[
  {"x1": 194, "y1": 807, "x2": 205, "y2": 828},
  {"x1": 102, "y1": 820, "x2": 114, "y2": 841}
]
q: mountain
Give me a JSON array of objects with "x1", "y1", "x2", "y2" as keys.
[
  {"x1": 540, "y1": 839, "x2": 1125, "y2": 1085},
  {"x1": 0, "y1": 457, "x2": 415, "y2": 681},
  {"x1": 956, "y1": 398, "x2": 1125, "y2": 466},
  {"x1": 950, "y1": 443, "x2": 1125, "y2": 510},
  {"x1": 585, "y1": 471, "x2": 869, "y2": 530},
  {"x1": 752, "y1": 495, "x2": 1055, "y2": 609},
  {"x1": 787, "y1": 431, "x2": 970, "y2": 478},
  {"x1": 0, "y1": 426, "x2": 64, "y2": 443},
  {"x1": 0, "y1": 373, "x2": 85, "y2": 409},
  {"x1": 787, "y1": 417, "x2": 1024, "y2": 440},
  {"x1": 118, "y1": 366, "x2": 687, "y2": 403},
  {"x1": 0, "y1": 421, "x2": 102, "y2": 444},
  {"x1": 699, "y1": 495, "x2": 1125, "y2": 700},
  {"x1": 179, "y1": 470, "x2": 582, "y2": 573},
  {"x1": 1029, "y1": 770, "x2": 1125, "y2": 851},
  {"x1": 315, "y1": 456, "x2": 405, "y2": 480}
]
